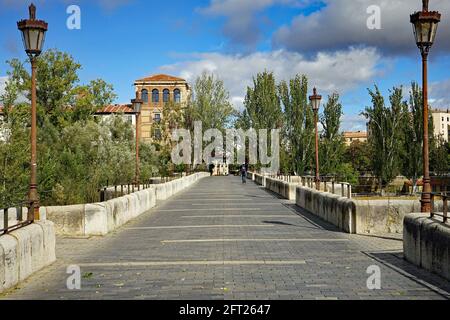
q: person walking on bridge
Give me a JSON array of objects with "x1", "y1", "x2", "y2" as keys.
[{"x1": 240, "y1": 163, "x2": 247, "y2": 184}]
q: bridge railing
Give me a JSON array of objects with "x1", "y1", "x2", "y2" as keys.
[
  {"x1": 264, "y1": 174, "x2": 353, "y2": 199},
  {"x1": 1, "y1": 201, "x2": 32, "y2": 235},
  {"x1": 431, "y1": 192, "x2": 449, "y2": 224},
  {"x1": 98, "y1": 173, "x2": 195, "y2": 202}
]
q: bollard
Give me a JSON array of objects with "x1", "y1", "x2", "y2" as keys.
[
  {"x1": 3, "y1": 208, "x2": 8, "y2": 234},
  {"x1": 17, "y1": 206, "x2": 23, "y2": 221},
  {"x1": 347, "y1": 184, "x2": 352, "y2": 199},
  {"x1": 115, "y1": 186, "x2": 118, "y2": 199},
  {"x1": 332, "y1": 181, "x2": 335, "y2": 194},
  {"x1": 128, "y1": 183, "x2": 131, "y2": 195}
]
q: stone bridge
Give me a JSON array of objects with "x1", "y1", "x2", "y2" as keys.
[{"x1": 1, "y1": 176, "x2": 450, "y2": 300}]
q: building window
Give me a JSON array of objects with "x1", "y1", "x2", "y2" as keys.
[
  {"x1": 154, "y1": 113, "x2": 161, "y2": 123},
  {"x1": 153, "y1": 129, "x2": 162, "y2": 141},
  {"x1": 174, "y1": 89, "x2": 181, "y2": 103},
  {"x1": 141, "y1": 89, "x2": 148, "y2": 103},
  {"x1": 152, "y1": 89, "x2": 159, "y2": 103},
  {"x1": 163, "y1": 89, "x2": 170, "y2": 103}
]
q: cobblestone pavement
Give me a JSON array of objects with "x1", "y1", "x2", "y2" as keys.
[{"x1": 2, "y1": 176, "x2": 450, "y2": 300}]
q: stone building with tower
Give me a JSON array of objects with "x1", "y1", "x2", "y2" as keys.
[{"x1": 134, "y1": 74, "x2": 191, "y2": 142}]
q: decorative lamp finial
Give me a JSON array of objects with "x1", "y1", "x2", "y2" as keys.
[{"x1": 29, "y1": 3, "x2": 36, "y2": 20}]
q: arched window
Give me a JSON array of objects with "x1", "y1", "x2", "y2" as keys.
[
  {"x1": 163, "y1": 89, "x2": 170, "y2": 103},
  {"x1": 152, "y1": 89, "x2": 159, "y2": 103},
  {"x1": 141, "y1": 89, "x2": 148, "y2": 103},
  {"x1": 174, "y1": 89, "x2": 181, "y2": 103}
]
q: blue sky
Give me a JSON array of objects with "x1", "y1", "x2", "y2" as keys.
[{"x1": 1, "y1": 0, "x2": 450, "y2": 131}]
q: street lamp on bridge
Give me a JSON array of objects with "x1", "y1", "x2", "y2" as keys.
[
  {"x1": 309, "y1": 87, "x2": 322, "y2": 191},
  {"x1": 131, "y1": 93, "x2": 143, "y2": 187},
  {"x1": 410, "y1": 0, "x2": 441, "y2": 213},
  {"x1": 17, "y1": 3, "x2": 48, "y2": 221}
]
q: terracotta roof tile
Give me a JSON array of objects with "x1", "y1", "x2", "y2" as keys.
[
  {"x1": 135, "y1": 74, "x2": 186, "y2": 82},
  {"x1": 96, "y1": 104, "x2": 134, "y2": 114}
]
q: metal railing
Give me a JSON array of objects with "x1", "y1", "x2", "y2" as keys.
[
  {"x1": 265, "y1": 174, "x2": 353, "y2": 199},
  {"x1": 431, "y1": 192, "x2": 448, "y2": 224},
  {"x1": 1, "y1": 202, "x2": 33, "y2": 235},
  {"x1": 98, "y1": 174, "x2": 192, "y2": 202}
]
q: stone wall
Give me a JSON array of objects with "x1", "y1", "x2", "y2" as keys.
[
  {"x1": 45, "y1": 172, "x2": 209, "y2": 237},
  {"x1": 404, "y1": 213, "x2": 450, "y2": 281},
  {"x1": 294, "y1": 186, "x2": 434, "y2": 234},
  {"x1": 296, "y1": 186, "x2": 356, "y2": 233},
  {"x1": 265, "y1": 177, "x2": 297, "y2": 200},
  {"x1": 254, "y1": 174, "x2": 266, "y2": 187},
  {"x1": 0, "y1": 221, "x2": 56, "y2": 294}
]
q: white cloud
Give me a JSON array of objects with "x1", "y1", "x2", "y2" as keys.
[
  {"x1": 160, "y1": 47, "x2": 382, "y2": 110},
  {"x1": 273, "y1": 0, "x2": 450, "y2": 55},
  {"x1": 341, "y1": 114, "x2": 367, "y2": 132},
  {"x1": 430, "y1": 79, "x2": 450, "y2": 109},
  {"x1": 198, "y1": 0, "x2": 303, "y2": 47}
]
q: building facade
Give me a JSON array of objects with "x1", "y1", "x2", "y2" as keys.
[
  {"x1": 343, "y1": 131, "x2": 368, "y2": 146},
  {"x1": 95, "y1": 104, "x2": 136, "y2": 126},
  {"x1": 134, "y1": 74, "x2": 191, "y2": 142},
  {"x1": 432, "y1": 109, "x2": 450, "y2": 142}
]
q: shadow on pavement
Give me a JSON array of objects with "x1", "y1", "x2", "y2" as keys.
[{"x1": 364, "y1": 251, "x2": 450, "y2": 300}]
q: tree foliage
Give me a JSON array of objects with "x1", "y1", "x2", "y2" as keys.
[
  {"x1": 278, "y1": 75, "x2": 314, "y2": 175},
  {"x1": 0, "y1": 50, "x2": 160, "y2": 207}
]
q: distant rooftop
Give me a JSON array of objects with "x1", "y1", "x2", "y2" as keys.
[
  {"x1": 432, "y1": 108, "x2": 449, "y2": 114},
  {"x1": 96, "y1": 104, "x2": 134, "y2": 114},
  {"x1": 135, "y1": 74, "x2": 187, "y2": 83},
  {"x1": 343, "y1": 131, "x2": 368, "y2": 139}
]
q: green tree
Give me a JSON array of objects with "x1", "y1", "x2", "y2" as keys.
[
  {"x1": 343, "y1": 141, "x2": 372, "y2": 174},
  {"x1": 430, "y1": 135, "x2": 449, "y2": 176},
  {"x1": 319, "y1": 93, "x2": 345, "y2": 175},
  {"x1": 244, "y1": 71, "x2": 283, "y2": 131},
  {"x1": 0, "y1": 49, "x2": 159, "y2": 207},
  {"x1": 186, "y1": 72, "x2": 235, "y2": 131},
  {"x1": 362, "y1": 86, "x2": 407, "y2": 191},
  {"x1": 242, "y1": 71, "x2": 283, "y2": 171},
  {"x1": 278, "y1": 74, "x2": 314, "y2": 175}
]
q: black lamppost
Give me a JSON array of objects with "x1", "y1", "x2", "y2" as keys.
[
  {"x1": 309, "y1": 87, "x2": 322, "y2": 191},
  {"x1": 131, "y1": 93, "x2": 143, "y2": 187},
  {"x1": 17, "y1": 4, "x2": 48, "y2": 221},
  {"x1": 410, "y1": 0, "x2": 441, "y2": 213}
]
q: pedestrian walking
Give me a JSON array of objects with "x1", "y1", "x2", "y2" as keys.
[{"x1": 240, "y1": 163, "x2": 247, "y2": 184}]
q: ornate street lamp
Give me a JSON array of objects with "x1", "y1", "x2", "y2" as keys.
[
  {"x1": 410, "y1": 0, "x2": 441, "y2": 213},
  {"x1": 17, "y1": 4, "x2": 48, "y2": 221},
  {"x1": 131, "y1": 93, "x2": 143, "y2": 187},
  {"x1": 309, "y1": 87, "x2": 322, "y2": 191}
]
